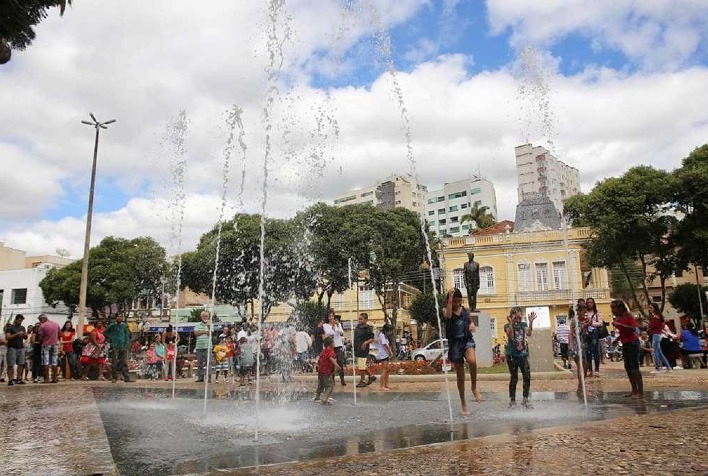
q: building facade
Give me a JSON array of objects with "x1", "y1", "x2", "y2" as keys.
[
  {"x1": 425, "y1": 177, "x2": 497, "y2": 237},
  {"x1": 515, "y1": 143, "x2": 580, "y2": 214},
  {"x1": 441, "y1": 226, "x2": 611, "y2": 344},
  {"x1": 333, "y1": 174, "x2": 427, "y2": 216}
]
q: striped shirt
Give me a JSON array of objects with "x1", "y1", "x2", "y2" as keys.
[{"x1": 555, "y1": 323, "x2": 570, "y2": 344}]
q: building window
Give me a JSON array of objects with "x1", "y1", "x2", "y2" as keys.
[
  {"x1": 439, "y1": 219, "x2": 446, "y2": 225},
  {"x1": 450, "y1": 216, "x2": 459, "y2": 223},
  {"x1": 553, "y1": 261, "x2": 567, "y2": 290},
  {"x1": 474, "y1": 200, "x2": 482, "y2": 207},
  {"x1": 428, "y1": 210, "x2": 434, "y2": 216},
  {"x1": 535, "y1": 263, "x2": 549, "y2": 291},
  {"x1": 448, "y1": 191, "x2": 467, "y2": 200},
  {"x1": 395, "y1": 200, "x2": 401, "y2": 205},
  {"x1": 428, "y1": 220, "x2": 435, "y2": 226},
  {"x1": 361, "y1": 191, "x2": 373, "y2": 197},
  {"x1": 518, "y1": 263, "x2": 532, "y2": 292},
  {"x1": 480, "y1": 266, "x2": 495, "y2": 293},
  {"x1": 11, "y1": 288, "x2": 27, "y2": 305},
  {"x1": 427, "y1": 198, "x2": 436, "y2": 204},
  {"x1": 490, "y1": 318, "x2": 497, "y2": 338},
  {"x1": 334, "y1": 195, "x2": 356, "y2": 204},
  {"x1": 333, "y1": 293, "x2": 344, "y2": 310},
  {"x1": 470, "y1": 187, "x2": 481, "y2": 195},
  {"x1": 439, "y1": 228, "x2": 447, "y2": 235},
  {"x1": 453, "y1": 269, "x2": 465, "y2": 291},
  {"x1": 449, "y1": 205, "x2": 458, "y2": 212},
  {"x1": 438, "y1": 208, "x2": 445, "y2": 214},
  {"x1": 461, "y1": 203, "x2": 468, "y2": 209},
  {"x1": 449, "y1": 226, "x2": 460, "y2": 234},
  {"x1": 358, "y1": 285, "x2": 374, "y2": 309}
]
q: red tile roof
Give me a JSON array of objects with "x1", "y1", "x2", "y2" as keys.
[{"x1": 471, "y1": 220, "x2": 515, "y2": 236}]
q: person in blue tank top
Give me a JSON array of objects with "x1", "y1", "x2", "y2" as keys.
[{"x1": 444, "y1": 287, "x2": 482, "y2": 415}]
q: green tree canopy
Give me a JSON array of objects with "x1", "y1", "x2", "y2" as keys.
[
  {"x1": 668, "y1": 283, "x2": 707, "y2": 328},
  {"x1": 460, "y1": 203, "x2": 496, "y2": 230},
  {"x1": 674, "y1": 144, "x2": 708, "y2": 271},
  {"x1": 409, "y1": 292, "x2": 445, "y2": 332},
  {"x1": 564, "y1": 165, "x2": 679, "y2": 317},
  {"x1": 39, "y1": 236, "x2": 168, "y2": 316},
  {"x1": 0, "y1": 0, "x2": 71, "y2": 64}
]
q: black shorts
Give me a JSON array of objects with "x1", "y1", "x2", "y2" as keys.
[{"x1": 560, "y1": 343, "x2": 569, "y2": 358}]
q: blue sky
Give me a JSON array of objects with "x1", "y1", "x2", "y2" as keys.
[{"x1": 2, "y1": 0, "x2": 708, "y2": 256}]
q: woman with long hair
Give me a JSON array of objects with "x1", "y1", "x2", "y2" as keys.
[
  {"x1": 647, "y1": 303, "x2": 673, "y2": 373},
  {"x1": 444, "y1": 287, "x2": 482, "y2": 415},
  {"x1": 585, "y1": 297, "x2": 604, "y2": 376},
  {"x1": 375, "y1": 324, "x2": 394, "y2": 391},
  {"x1": 568, "y1": 303, "x2": 590, "y2": 396},
  {"x1": 59, "y1": 321, "x2": 77, "y2": 380},
  {"x1": 611, "y1": 300, "x2": 644, "y2": 399}
]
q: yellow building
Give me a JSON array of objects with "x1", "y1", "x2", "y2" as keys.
[{"x1": 441, "y1": 225, "x2": 612, "y2": 343}]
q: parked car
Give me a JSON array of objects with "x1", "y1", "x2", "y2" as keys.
[{"x1": 411, "y1": 339, "x2": 448, "y2": 361}]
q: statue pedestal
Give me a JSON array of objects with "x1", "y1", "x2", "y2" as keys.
[
  {"x1": 527, "y1": 328, "x2": 556, "y2": 372},
  {"x1": 471, "y1": 312, "x2": 493, "y2": 368}
]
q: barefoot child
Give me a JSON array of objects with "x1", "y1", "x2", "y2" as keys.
[
  {"x1": 444, "y1": 287, "x2": 482, "y2": 415},
  {"x1": 213, "y1": 337, "x2": 229, "y2": 383},
  {"x1": 375, "y1": 324, "x2": 394, "y2": 391},
  {"x1": 315, "y1": 336, "x2": 340, "y2": 404},
  {"x1": 504, "y1": 307, "x2": 536, "y2": 408}
]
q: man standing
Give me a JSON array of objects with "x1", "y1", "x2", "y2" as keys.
[
  {"x1": 294, "y1": 327, "x2": 312, "y2": 372},
  {"x1": 37, "y1": 314, "x2": 61, "y2": 383},
  {"x1": 194, "y1": 311, "x2": 212, "y2": 383},
  {"x1": 555, "y1": 318, "x2": 571, "y2": 369},
  {"x1": 0, "y1": 324, "x2": 7, "y2": 382},
  {"x1": 463, "y1": 251, "x2": 480, "y2": 312},
  {"x1": 104, "y1": 314, "x2": 134, "y2": 383},
  {"x1": 5, "y1": 315, "x2": 27, "y2": 386},
  {"x1": 353, "y1": 313, "x2": 376, "y2": 387}
]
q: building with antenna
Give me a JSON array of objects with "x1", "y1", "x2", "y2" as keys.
[
  {"x1": 425, "y1": 176, "x2": 497, "y2": 237},
  {"x1": 515, "y1": 143, "x2": 580, "y2": 214}
]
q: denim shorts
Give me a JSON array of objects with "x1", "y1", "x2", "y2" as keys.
[
  {"x1": 41, "y1": 344, "x2": 59, "y2": 366},
  {"x1": 448, "y1": 338, "x2": 476, "y2": 363}
]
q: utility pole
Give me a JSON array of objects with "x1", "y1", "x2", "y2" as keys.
[{"x1": 77, "y1": 114, "x2": 116, "y2": 338}]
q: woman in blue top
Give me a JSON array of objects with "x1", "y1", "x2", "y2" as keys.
[
  {"x1": 504, "y1": 306, "x2": 536, "y2": 408},
  {"x1": 677, "y1": 323, "x2": 703, "y2": 368},
  {"x1": 444, "y1": 287, "x2": 482, "y2": 415}
]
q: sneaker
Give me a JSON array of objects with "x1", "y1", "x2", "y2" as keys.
[
  {"x1": 0, "y1": 378, "x2": 5, "y2": 383},
  {"x1": 674, "y1": 366, "x2": 683, "y2": 370},
  {"x1": 313, "y1": 396, "x2": 321, "y2": 402},
  {"x1": 508, "y1": 400, "x2": 516, "y2": 408},
  {"x1": 16, "y1": 380, "x2": 25, "y2": 385},
  {"x1": 111, "y1": 379, "x2": 118, "y2": 383},
  {"x1": 8, "y1": 380, "x2": 14, "y2": 386},
  {"x1": 368, "y1": 376, "x2": 377, "y2": 385}
]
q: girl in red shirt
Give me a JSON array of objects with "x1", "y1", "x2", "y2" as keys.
[{"x1": 611, "y1": 300, "x2": 644, "y2": 400}]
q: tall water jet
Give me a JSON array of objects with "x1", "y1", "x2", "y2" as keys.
[
  {"x1": 202, "y1": 105, "x2": 247, "y2": 413},
  {"x1": 515, "y1": 45, "x2": 557, "y2": 153},
  {"x1": 256, "y1": 0, "x2": 292, "y2": 442},
  {"x1": 572, "y1": 303, "x2": 588, "y2": 408},
  {"x1": 164, "y1": 110, "x2": 188, "y2": 400},
  {"x1": 366, "y1": 1, "x2": 454, "y2": 425}
]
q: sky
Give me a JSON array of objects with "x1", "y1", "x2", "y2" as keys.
[{"x1": 1, "y1": 0, "x2": 708, "y2": 258}]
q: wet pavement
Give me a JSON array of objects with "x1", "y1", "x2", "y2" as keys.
[{"x1": 92, "y1": 387, "x2": 708, "y2": 475}]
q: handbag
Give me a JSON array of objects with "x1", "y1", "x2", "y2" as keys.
[{"x1": 598, "y1": 322, "x2": 609, "y2": 339}]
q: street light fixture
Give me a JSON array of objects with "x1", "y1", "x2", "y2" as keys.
[{"x1": 76, "y1": 113, "x2": 116, "y2": 338}]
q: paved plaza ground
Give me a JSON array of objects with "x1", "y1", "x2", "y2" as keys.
[{"x1": 1, "y1": 361, "x2": 707, "y2": 475}]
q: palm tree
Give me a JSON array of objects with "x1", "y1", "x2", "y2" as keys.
[{"x1": 460, "y1": 203, "x2": 495, "y2": 230}]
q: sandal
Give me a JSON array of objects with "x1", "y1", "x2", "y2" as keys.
[{"x1": 356, "y1": 383, "x2": 368, "y2": 388}]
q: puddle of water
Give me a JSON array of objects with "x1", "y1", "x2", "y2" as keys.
[{"x1": 94, "y1": 389, "x2": 708, "y2": 475}]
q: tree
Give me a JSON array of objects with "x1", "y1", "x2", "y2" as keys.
[
  {"x1": 0, "y1": 0, "x2": 71, "y2": 64},
  {"x1": 290, "y1": 301, "x2": 328, "y2": 332},
  {"x1": 40, "y1": 236, "x2": 168, "y2": 316},
  {"x1": 460, "y1": 203, "x2": 495, "y2": 230},
  {"x1": 668, "y1": 283, "x2": 707, "y2": 328},
  {"x1": 674, "y1": 144, "x2": 708, "y2": 271},
  {"x1": 181, "y1": 213, "x2": 316, "y2": 323},
  {"x1": 564, "y1": 166, "x2": 679, "y2": 318},
  {"x1": 409, "y1": 293, "x2": 445, "y2": 332},
  {"x1": 187, "y1": 307, "x2": 220, "y2": 323}
]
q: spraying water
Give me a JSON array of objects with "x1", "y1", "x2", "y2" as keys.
[
  {"x1": 164, "y1": 110, "x2": 188, "y2": 400},
  {"x1": 572, "y1": 304, "x2": 588, "y2": 408},
  {"x1": 202, "y1": 106, "x2": 247, "y2": 413},
  {"x1": 365, "y1": 1, "x2": 454, "y2": 425},
  {"x1": 516, "y1": 45, "x2": 557, "y2": 153},
  {"x1": 256, "y1": 0, "x2": 292, "y2": 442}
]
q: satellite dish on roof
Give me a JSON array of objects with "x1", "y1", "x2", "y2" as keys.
[{"x1": 56, "y1": 248, "x2": 70, "y2": 258}]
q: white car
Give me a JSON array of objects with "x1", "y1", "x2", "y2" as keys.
[{"x1": 411, "y1": 339, "x2": 448, "y2": 361}]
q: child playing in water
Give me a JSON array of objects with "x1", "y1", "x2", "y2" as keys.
[
  {"x1": 315, "y1": 336, "x2": 340, "y2": 405},
  {"x1": 443, "y1": 287, "x2": 482, "y2": 415},
  {"x1": 504, "y1": 306, "x2": 536, "y2": 408},
  {"x1": 238, "y1": 336, "x2": 254, "y2": 386}
]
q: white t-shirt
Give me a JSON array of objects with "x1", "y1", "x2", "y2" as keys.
[
  {"x1": 376, "y1": 332, "x2": 390, "y2": 360},
  {"x1": 295, "y1": 331, "x2": 312, "y2": 354},
  {"x1": 323, "y1": 322, "x2": 344, "y2": 347},
  {"x1": 237, "y1": 330, "x2": 248, "y2": 342}
]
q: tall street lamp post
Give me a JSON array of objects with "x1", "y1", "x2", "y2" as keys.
[{"x1": 77, "y1": 113, "x2": 116, "y2": 338}]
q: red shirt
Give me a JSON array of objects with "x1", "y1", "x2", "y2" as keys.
[
  {"x1": 60, "y1": 330, "x2": 75, "y2": 353},
  {"x1": 318, "y1": 346, "x2": 336, "y2": 376},
  {"x1": 616, "y1": 312, "x2": 639, "y2": 344},
  {"x1": 647, "y1": 317, "x2": 664, "y2": 336}
]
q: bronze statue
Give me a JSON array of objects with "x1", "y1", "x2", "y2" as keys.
[{"x1": 463, "y1": 251, "x2": 480, "y2": 311}]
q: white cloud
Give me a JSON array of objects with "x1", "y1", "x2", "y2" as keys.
[
  {"x1": 486, "y1": 0, "x2": 708, "y2": 71},
  {"x1": 1, "y1": 1, "x2": 707, "y2": 259}
]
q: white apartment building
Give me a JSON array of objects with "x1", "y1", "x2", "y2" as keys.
[
  {"x1": 515, "y1": 143, "x2": 580, "y2": 214},
  {"x1": 333, "y1": 174, "x2": 428, "y2": 216},
  {"x1": 425, "y1": 177, "x2": 497, "y2": 237}
]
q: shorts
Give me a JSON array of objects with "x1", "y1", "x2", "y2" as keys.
[
  {"x1": 448, "y1": 338, "x2": 475, "y2": 364},
  {"x1": 239, "y1": 365, "x2": 252, "y2": 376},
  {"x1": 356, "y1": 357, "x2": 368, "y2": 371},
  {"x1": 7, "y1": 347, "x2": 25, "y2": 367},
  {"x1": 560, "y1": 343, "x2": 569, "y2": 358},
  {"x1": 42, "y1": 344, "x2": 60, "y2": 366}
]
